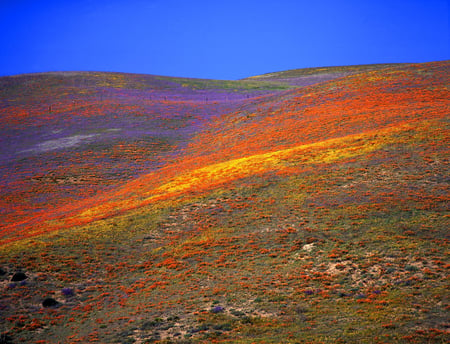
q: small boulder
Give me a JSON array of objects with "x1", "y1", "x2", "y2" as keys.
[
  {"x1": 11, "y1": 272, "x2": 27, "y2": 282},
  {"x1": 42, "y1": 297, "x2": 60, "y2": 308},
  {"x1": 302, "y1": 243, "x2": 315, "y2": 252}
]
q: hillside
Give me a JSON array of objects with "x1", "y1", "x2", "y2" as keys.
[{"x1": 0, "y1": 61, "x2": 449, "y2": 343}]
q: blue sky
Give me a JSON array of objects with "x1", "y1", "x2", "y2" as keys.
[{"x1": 0, "y1": 0, "x2": 448, "y2": 79}]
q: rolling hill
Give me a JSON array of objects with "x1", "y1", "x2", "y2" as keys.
[{"x1": 0, "y1": 61, "x2": 449, "y2": 343}]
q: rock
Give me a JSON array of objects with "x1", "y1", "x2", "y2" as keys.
[
  {"x1": 302, "y1": 243, "x2": 315, "y2": 252},
  {"x1": 11, "y1": 272, "x2": 27, "y2": 282},
  {"x1": 42, "y1": 297, "x2": 60, "y2": 308}
]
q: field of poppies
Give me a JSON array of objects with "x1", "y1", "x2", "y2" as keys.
[{"x1": 0, "y1": 61, "x2": 448, "y2": 343}]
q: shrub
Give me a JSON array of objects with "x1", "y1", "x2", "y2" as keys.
[
  {"x1": 405, "y1": 265, "x2": 419, "y2": 272},
  {"x1": 0, "y1": 332, "x2": 13, "y2": 344},
  {"x1": 213, "y1": 323, "x2": 232, "y2": 331}
]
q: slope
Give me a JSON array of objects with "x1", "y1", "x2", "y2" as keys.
[
  {"x1": 0, "y1": 61, "x2": 449, "y2": 343},
  {"x1": 0, "y1": 71, "x2": 293, "y2": 244},
  {"x1": 0, "y1": 64, "x2": 396, "y2": 245}
]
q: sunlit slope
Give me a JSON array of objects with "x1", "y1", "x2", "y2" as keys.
[
  {"x1": 0, "y1": 71, "x2": 290, "y2": 242},
  {"x1": 1, "y1": 61, "x2": 448, "y2": 245},
  {"x1": 186, "y1": 61, "x2": 449, "y2": 163},
  {"x1": 0, "y1": 64, "x2": 411, "y2": 241}
]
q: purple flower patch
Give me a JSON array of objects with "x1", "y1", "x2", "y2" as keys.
[
  {"x1": 61, "y1": 287, "x2": 75, "y2": 296},
  {"x1": 211, "y1": 306, "x2": 224, "y2": 313}
]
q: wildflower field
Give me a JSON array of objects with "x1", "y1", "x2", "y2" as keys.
[{"x1": 0, "y1": 61, "x2": 449, "y2": 343}]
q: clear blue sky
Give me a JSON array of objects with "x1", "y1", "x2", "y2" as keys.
[{"x1": 0, "y1": 0, "x2": 448, "y2": 79}]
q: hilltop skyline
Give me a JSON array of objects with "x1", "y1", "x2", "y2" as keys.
[{"x1": 0, "y1": 0, "x2": 449, "y2": 79}]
